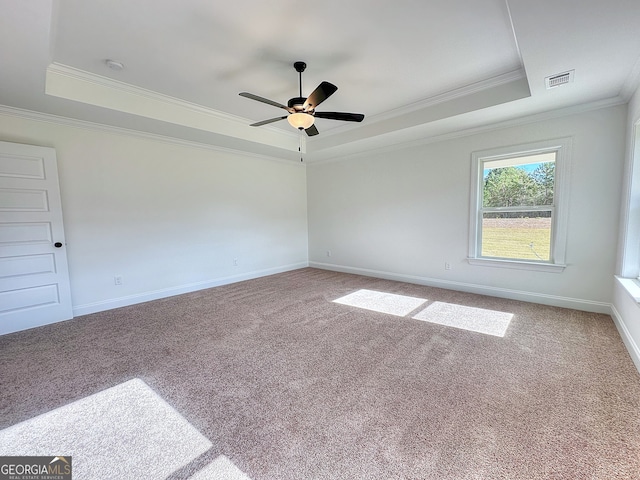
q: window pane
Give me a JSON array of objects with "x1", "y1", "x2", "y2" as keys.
[
  {"x1": 481, "y1": 211, "x2": 552, "y2": 261},
  {"x1": 483, "y1": 155, "x2": 555, "y2": 208}
]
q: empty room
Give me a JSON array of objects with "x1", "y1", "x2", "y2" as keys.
[{"x1": 2, "y1": 0, "x2": 640, "y2": 478}]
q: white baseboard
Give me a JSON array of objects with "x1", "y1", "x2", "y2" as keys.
[
  {"x1": 309, "y1": 261, "x2": 612, "y2": 314},
  {"x1": 610, "y1": 304, "x2": 640, "y2": 373},
  {"x1": 73, "y1": 262, "x2": 308, "y2": 317}
]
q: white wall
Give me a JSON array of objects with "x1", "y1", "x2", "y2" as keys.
[
  {"x1": 612, "y1": 80, "x2": 640, "y2": 371},
  {"x1": 308, "y1": 105, "x2": 627, "y2": 312},
  {"x1": 0, "y1": 111, "x2": 308, "y2": 315},
  {"x1": 613, "y1": 282, "x2": 640, "y2": 371}
]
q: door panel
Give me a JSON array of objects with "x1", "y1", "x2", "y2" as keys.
[{"x1": 0, "y1": 141, "x2": 72, "y2": 335}]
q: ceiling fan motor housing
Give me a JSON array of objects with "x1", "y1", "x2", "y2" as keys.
[{"x1": 288, "y1": 97, "x2": 308, "y2": 111}]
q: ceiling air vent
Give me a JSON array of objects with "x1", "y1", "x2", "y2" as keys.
[{"x1": 545, "y1": 70, "x2": 575, "y2": 89}]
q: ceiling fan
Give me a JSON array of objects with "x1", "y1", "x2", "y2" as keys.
[{"x1": 239, "y1": 61, "x2": 365, "y2": 136}]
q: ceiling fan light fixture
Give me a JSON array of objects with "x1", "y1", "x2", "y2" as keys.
[{"x1": 288, "y1": 112, "x2": 315, "y2": 130}]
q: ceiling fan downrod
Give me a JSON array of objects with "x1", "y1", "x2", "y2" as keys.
[{"x1": 294, "y1": 61, "x2": 306, "y2": 99}]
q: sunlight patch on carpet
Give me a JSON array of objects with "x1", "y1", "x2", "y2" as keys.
[
  {"x1": 333, "y1": 289, "x2": 428, "y2": 317},
  {"x1": 412, "y1": 301, "x2": 513, "y2": 337},
  {"x1": 0, "y1": 378, "x2": 212, "y2": 479},
  {"x1": 190, "y1": 455, "x2": 253, "y2": 479}
]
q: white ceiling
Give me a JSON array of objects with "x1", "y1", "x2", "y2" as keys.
[{"x1": 2, "y1": 0, "x2": 640, "y2": 162}]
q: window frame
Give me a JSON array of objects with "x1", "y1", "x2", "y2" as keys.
[{"x1": 468, "y1": 138, "x2": 572, "y2": 273}]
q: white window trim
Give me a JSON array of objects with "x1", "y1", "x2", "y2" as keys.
[
  {"x1": 616, "y1": 276, "x2": 640, "y2": 302},
  {"x1": 617, "y1": 118, "x2": 640, "y2": 303},
  {"x1": 468, "y1": 138, "x2": 572, "y2": 273}
]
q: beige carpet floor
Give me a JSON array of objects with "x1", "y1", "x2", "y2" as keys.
[{"x1": 1, "y1": 268, "x2": 639, "y2": 479}]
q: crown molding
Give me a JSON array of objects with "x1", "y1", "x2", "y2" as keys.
[
  {"x1": 364, "y1": 69, "x2": 526, "y2": 126},
  {"x1": 0, "y1": 104, "x2": 304, "y2": 167},
  {"x1": 307, "y1": 96, "x2": 626, "y2": 165},
  {"x1": 306, "y1": 69, "x2": 527, "y2": 142},
  {"x1": 620, "y1": 54, "x2": 640, "y2": 102},
  {"x1": 47, "y1": 63, "x2": 248, "y2": 123},
  {"x1": 45, "y1": 63, "x2": 299, "y2": 152}
]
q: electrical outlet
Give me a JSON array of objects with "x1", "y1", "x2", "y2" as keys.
[
  {"x1": 114, "y1": 275, "x2": 123, "y2": 285},
  {"x1": 444, "y1": 262, "x2": 451, "y2": 270},
  {"x1": 233, "y1": 258, "x2": 238, "y2": 266},
  {"x1": 326, "y1": 250, "x2": 331, "y2": 257}
]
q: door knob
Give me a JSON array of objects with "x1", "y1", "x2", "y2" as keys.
[{"x1": 54, "y1": 242, "x2": 63, "y2": 248}]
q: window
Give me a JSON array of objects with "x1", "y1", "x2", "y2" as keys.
[
  {"x1": 620, "y1": 120, "x2": 640, "y2": 281},
  {"x1": 468, "y1": 138, "x2": 572, "y2": 272},
  {"x1": 618, "y1": 118, "x2": 640, "y2": 302}
]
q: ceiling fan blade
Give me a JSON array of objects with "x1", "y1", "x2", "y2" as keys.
[
  {"x1": 314, "y1": 111, "x2": 365, "y2": 122},
  {"x1": 303, "y1": 82, "x2": 338, "y2": 111},
  {"x1": 250, "y1": 116, "x2": 288, "y2": 127},
  {"x1": 239, "y1": 92, "x2": 294, "y2": 113},
  {"x1": 305, "y1": 124, "x2": 319, "y2": 136}
]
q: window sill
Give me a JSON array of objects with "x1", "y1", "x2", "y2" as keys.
[
  {"x1": 467, "y1": 257, "x2": 566, "y2": 273},
  {"x1": 616, "y1": 276, "x2": 640, "y2": 303}
]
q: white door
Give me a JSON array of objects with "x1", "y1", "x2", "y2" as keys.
[{"x1": 0, "y1": 141, "x2": 73, "y2": 335}]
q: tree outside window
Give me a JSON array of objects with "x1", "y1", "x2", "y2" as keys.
[{"x1": 481, "y1": 154, "x2": 555, "y2": 261}]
